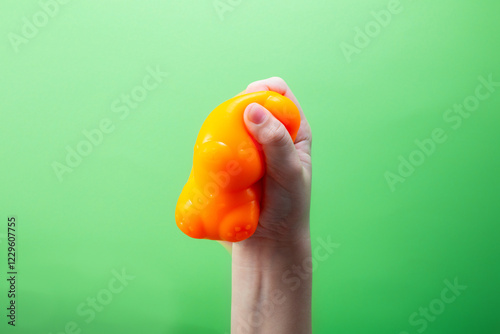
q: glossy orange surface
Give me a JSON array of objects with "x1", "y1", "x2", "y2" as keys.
[{"x1": 175, "y1": 91, "x2": 301, "y2": 242}]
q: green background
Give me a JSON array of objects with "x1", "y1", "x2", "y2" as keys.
[{"x1": 1, "y1": 0, "x2": 499, "y2": 333}]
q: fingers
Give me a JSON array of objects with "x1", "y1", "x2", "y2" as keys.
[
  {"x1": 246, "y1": 77, "x2": 300, "y2": 110},
  {"x1": 245, "y1": 77, "x2": 312, "y2": 155},
  {"x1": 243, "y1": 103, "x2": 303, "y2": 185}
]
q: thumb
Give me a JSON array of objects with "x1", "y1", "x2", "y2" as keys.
[{"x1": 243, "y1": 103, "x2": 302, "y2": 182}]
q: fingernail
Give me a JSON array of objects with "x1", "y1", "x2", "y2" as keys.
[{"x1": 247, "y1": 103, "x2": 267, "y2": 124}]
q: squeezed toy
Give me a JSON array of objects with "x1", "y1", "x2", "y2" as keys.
[{"x1": 175, "y1": 91, "x2": 301, "y2": 242}]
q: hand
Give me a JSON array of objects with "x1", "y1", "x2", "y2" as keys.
[
  {"x1": 220, "y1": 76, "x2": 312, "y2": 253},
  {"x1": 230, "y1": 77, "x2": 312, "y2": 334}
]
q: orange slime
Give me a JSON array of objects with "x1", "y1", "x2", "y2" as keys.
[{"x1": 175, "y1": 91, "x2": 301, "y2": 242}]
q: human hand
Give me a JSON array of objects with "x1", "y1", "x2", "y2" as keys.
[
  {"x1": 220, "y1": 76, "x2": 312, "y2": 253},
  {"x1": 230, "y1": 77, "x2": 312, "y2": 333}
]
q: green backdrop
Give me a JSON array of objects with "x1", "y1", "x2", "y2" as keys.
[{"x1": 1, "y1": 0, "x2": 499, "y2": 333}]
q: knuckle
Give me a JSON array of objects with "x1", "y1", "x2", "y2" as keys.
[
  {"x1": 270, "y1": 77, "x2": 288, "y2": 91},
  {"x1": 274, "y1": 129, "x2": 291, "y2": 147},
  {"x1": 269, "y1": 76, "x2": 286, "y2": 85},
  {"x1": 262, "y1": 123, "x2": 289, "y2": 147},
  {"x1": 246, "y1": 82, "x2": 257, "y2": 91}
]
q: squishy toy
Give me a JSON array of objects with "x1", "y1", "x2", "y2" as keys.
[{"x1": 175, "y1": 91, "x2": 301, "y2": 242}]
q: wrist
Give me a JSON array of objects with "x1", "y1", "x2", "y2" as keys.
[
  {"x1": 232, "y1": 227, "x2": 311, "y2": 272},
  {"x1": 231, "y1": 227, "x2": 313, "y2": 334}
]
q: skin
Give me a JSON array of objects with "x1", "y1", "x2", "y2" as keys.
[{"x1": 225, "y1": 77, "x2": 313, "y2": 334}]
